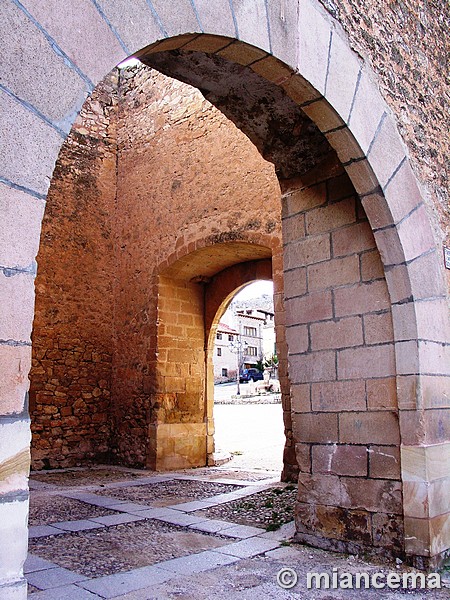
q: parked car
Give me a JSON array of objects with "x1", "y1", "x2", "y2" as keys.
[{"x1": 239, "y1": 368, "x2": 264, "y2": 383}]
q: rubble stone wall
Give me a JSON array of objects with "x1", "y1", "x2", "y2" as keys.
[
  {"x1": 30, "y1": 74, "x2": 119, "y2": 469},
  {"x1": 30, "y1": 66, "x2": 284, "y2": 469}
]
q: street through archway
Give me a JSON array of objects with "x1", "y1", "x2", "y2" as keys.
[{"x1": 214, "y1": 383, "x2": 284, "y2": 474}]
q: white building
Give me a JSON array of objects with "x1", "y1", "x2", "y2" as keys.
[
  {"x1": 213, "y1": 322, "x2": 240, "y2": 382},
  {"x1": 213, "y1": 302, "x2": 277, "y2": 382}
]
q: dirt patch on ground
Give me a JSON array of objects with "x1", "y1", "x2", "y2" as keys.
[
  {"x1": 29, "y1": 493, "x2": 118, "y2": 526},
  {"x1": 28, "y1": 520, "x2": 230, "y2": 578},
  {"x1": 94, "y1": 479, "x2": 243, "y2": 506},
  {"x1": 31, "y1": 467, "x2": 150, "y2": 487},
  {"x1": 195, "y1": 485, "x2": 297, "y2": 530},
  {"x1": 179, "y1": 468, "x2": 277, "y2": 482}
]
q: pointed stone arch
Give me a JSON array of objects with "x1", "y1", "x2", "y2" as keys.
[{"x1": 1, "y1": 0, "x2": 449, "y2": 594}]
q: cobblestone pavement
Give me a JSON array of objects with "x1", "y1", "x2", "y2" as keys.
[{"x1": 26, "y1": 466, "x2": 450, "y2": 599}]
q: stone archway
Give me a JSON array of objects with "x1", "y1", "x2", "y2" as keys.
[
  {"x1": 203, "y1": 258, "x2": 292, "y2": 474},
  {"x1": 154, "y1": 243, "x2": 287, "y2": 472},
  {"x1": 1, "y1": 1, "x2": 449, "y2": 595}
]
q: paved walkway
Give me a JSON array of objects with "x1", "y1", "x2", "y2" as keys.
[
  {"x1": 26, "y1": 468, "x2": 449, "y2": 599},
  {"x1": 213, "y1": 403, "x2": 285, "y2": 472}
]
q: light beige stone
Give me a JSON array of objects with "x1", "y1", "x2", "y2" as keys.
[
  {"x1": 367, "y1": 114, "x2": 407, "y2": 189},
  {"x1": 96, "y1": 0, "x2": 165, "y2": 54},
  {"x1": 0, "y1": 184, "x2": 44, "y2": 270},
  {"x1": 232, "y1": 0, "x2": 271, "y2": 53},
  {"x1": 152, "y1": 422, "x2": 207, "y2": 470},
  {"x1": 0, "y1": 346, "x2": 31, "y2": 416},
  {"x1": 297, "y1": 0, "x2": 331, "y2": 95},
  {"x1": 0, "y1": 1, "x2": 88, "y2": 128},
  {"x1": 348, "y1": 67, "x2": 386, "y2": 154},
  {"x1": 21, "y1": 0, "x2": 125, "y2": 82},
  {"x1": 0, "y1": 90, "x2": 62, "y2": 195},
  {"x1": 0, "y1": 272, "x2": 35, "y2": 343},
  {"x1": 151, "y1": 0, "x2": 201, "y2": 36},
  {"x1": 325, "y1": 30, "x2": 361, "y2": 121},
  {"x1": 0, "y1": 500, "x2": 29, "y2": 584}
]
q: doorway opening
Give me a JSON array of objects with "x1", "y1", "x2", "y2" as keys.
[{"x1": 212, "y1": 280, "x2": 284, "y2": 475}]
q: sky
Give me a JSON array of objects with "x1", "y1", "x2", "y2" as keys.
[{"x1": 234, "y1": 280, "x2": 274, "y2": 301}]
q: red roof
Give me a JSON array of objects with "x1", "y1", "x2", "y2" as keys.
[{"x1": 217, "y1": 322, "x2": 239, "y2": 335}]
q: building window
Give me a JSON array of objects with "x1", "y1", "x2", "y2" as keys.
[
  {"x1": 217, "y1": 348, "x2": 222, "y2": 356},
  {"x1": 244, "y1": 326, "x2": 257, "y2": 337},
  {"x1": 228, "y1": 334, "x2": 234, "y2": 341},
  {"x1": 216, "y1": 332, "x2": 222, "y2": 340},
  {"x1": 222, "y1": 368, "x2": 228, "y2": 377},
  {"x1": 247, "y1": 346, "x2": 257, "y2": 356}
]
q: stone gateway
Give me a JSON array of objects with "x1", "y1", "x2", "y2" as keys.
[{"x1": 0, "y1": 1, "x2": 449, "y2": 597}]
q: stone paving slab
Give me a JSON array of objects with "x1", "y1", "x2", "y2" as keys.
[
  {"x1": 217, "y1": 524, "x2": 265, "y2": 539},
  {"x1": 157, "y1": 549, "x2": 240, "y2": 576},
  {"x1": 197, "y1": 493, "x2": 243, "y2": 505},
  {"x1": 202, "y1": 485, "x2": 273, "y2": 506},
  {"x1": 78, "y1": 565, "x2": 175, "y2": 598},
  {"x1": 214, "y1": 537, "x2": 281, "y2": 558},
  {"x1": 24, "y1": 554, "x2": 58, "y2": 574},
  {"x1": 52, "y1": 519, "x2": 105, "y2": 532},
  {"x1": 120, "y1": 506, "x2": 182, "y2": 518},
  {"x1": 29, "y1": 585, "x2": 101, "y2": 600},
  {"x1": 89, "y1": 513, "x2": 146, "y2": 526},
  {"x1": 29, "y1": 525, "x2": 66, "y2": 539},
  {"x1": 168, "y1": 499, "x2": 218, "y2": 512},
  {"x1": 27, "y1": 566, "x2": 87, "y2": 590},
  {"x1": 29, "y1": 480, "x2": 57, "y2": 491},
  {"x1": 101, "y1": 476, "x2": 172, "y2": 489},
  {"x1": 228, "y1": 484, "x2": 279, "y2": 498},
  {"x1": 60, "y1": 492, "x2": 127, "y2": 507},
  {"x1": 188, "y1": 518, "x2": 237, "y2": 534},
  {"x1": 105, "y1": 502, "x2": 153, "y2": 513},
  {"x1": 153, "y1": 512, "x2": 208, "y2": 527}
]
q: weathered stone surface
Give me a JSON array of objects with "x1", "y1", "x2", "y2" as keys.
[
  {"x1": 0, "y1": 421, "x2": 31, "y2": 496},
  {"x1": 0, "y1": 500, "x2": 29, "y2": 584},
  {"x1": 0, "y1": 271, "x2": 35, "y2": 343},
  {"x1": 0, "y1": 1, "x2": 89, "y2": 127},
  {"x1": 94, "y1": 0, "x2": 163, "y2": 55},
  {"x1": 0, "y1": 184, "x2": 45, "y2": 270},
  {"x1": 318, "y1": 0, "x2": 449, "y2": 251},
  {"x1": 30, "y1": 73, "x2": 118, "y2": 469},
  {"x1": 0, "y1": 90, "x2": 62, "y2": 195},
  {"x1": 20, "y1": 0, "x2": 125, "y2": 82},
  {"x1": 30, "y1": 66, "x2": 285, "y2": 470},
  {"x1": 312, "y1": 444, "x2": 367, "y2": 476},
  {"x1": 0, "y1": 345, "x2": 31, "y2": 416}
]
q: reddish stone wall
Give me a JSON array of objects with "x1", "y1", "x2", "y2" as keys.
[
  {"x1": 283, "y1": 167, "x2": 403, "y2": 555},
  {"x1": 30, "y1": 65, "x2": 284, "y2": 469},
  {"x1": 110, "y1": 67, "x2": 283, "y2": 466},
  {"x1": 30, "y1": 74, "x2": 119, "y2": 468}
]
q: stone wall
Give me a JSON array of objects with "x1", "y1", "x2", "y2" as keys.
[
  {"x1": 30, "y1": 65, "x2": 284, "y2": 470},
  {"x1": 282, "y1": 166, "x2": 403, "y2": 555},
  {"x1": 111, "y1": 66, "x2": 284, "y2": 468},
  {"x1": 30, "y1": 74, "x2": 119, "y2": 469}
]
